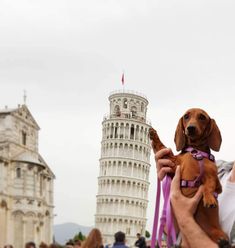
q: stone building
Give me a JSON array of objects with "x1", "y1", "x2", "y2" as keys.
[
  {"x1": 95, "y1": 90, "x2": 151, "y2": 246},
  {"x1": 0, "y1": 104, "x2": 55, "y2": 248}
]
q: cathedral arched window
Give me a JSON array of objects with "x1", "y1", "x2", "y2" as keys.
[
  {"x1": 22, "y1": 131, "x2": 27, "y2": 145},
  {"x1": 40, "y1": 175, "x2": 43, "y2": 196},
  {"x1": 16, "y1": 168, "x2": 21, "y2": 178}
]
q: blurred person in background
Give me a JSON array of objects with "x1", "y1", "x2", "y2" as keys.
[
  {"x1": 111, "y1": 231, "x2": 129, "y2": 248},
  {"x1": 49, "y1": 245, "x2": 58, "y2": 248},
  {"x1": 81, "y1": 228, "x2": 103, "y2": 248},
  {"x1": 25, "y1": 242, "x2": 36, "y2": 248},
  {"x1": 134, "y1": 233, "x2": 146, "y2": 248},
  {"x1": 74, "y1": 240, "x2": 81, "y2": 248},
  {"x1": 65, "y1": 240, "x2": 74, "y2": 248},
  {"x1": 39, "y1": 242, "x2": 48, "y2": 248}
]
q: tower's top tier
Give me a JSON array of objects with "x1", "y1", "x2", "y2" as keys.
[{"x1": 107, "y1": 90, "x2": 149, "y2": 124}]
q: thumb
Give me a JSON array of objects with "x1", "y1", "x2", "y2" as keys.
[
  {"x1": 171, "y1": 166, "x2": 181, "y2": 193},
  {"x1": 174, "y1": 165, "x2": 181, "y2": 182},
  {"x1": 192, "y1": 185, "x2": 204, "y2": 205}
]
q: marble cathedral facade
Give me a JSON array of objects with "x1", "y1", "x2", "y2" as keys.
[{"x1": 0, "y1": 104, "x2": 55, "y2": 248}]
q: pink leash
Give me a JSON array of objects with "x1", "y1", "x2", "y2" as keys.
[
  {"x1": 151, "y1": 175, "x2": 176, "y2": 248},
  {"x1": 151, "y1": 178, "x2": 161, "y2": 248}
]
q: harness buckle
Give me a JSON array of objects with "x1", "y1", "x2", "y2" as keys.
[
  {"x1": 190, "y1": 149, "x2": 204, "y2": 160},
  {"x1": 180, "y1": 179, "x2": 201, "y2": 188},
  {"x1": 181, "y1": 180, "x2": 188, "y2": 187},
  {"x1": 192, "y1": 153, "x2": 203, "y2": 160}
]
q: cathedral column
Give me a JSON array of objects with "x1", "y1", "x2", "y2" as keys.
[
  {"x1": 22, "y1": 218, "x2": 26, "y2": 247},
  {"x1": 0, "y1": 206, "x2": 7, "y2": 247}
]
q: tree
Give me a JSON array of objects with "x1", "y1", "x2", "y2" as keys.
[
  {"x1": 73, "y1": 231, "x2": 86, "y2": 241},
  {"x1": 145, "y1": 230, "x2": 150, "y2": 238}
]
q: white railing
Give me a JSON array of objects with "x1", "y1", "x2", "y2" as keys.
[{"x1": 109, "y1": 89, "x2": 147, "y2": 100}]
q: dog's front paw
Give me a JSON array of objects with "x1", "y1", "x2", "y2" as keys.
[
  {"x1": 203, "y1": 192, "x2": 218, "y2": 208},
  {"x1": 209, "y1": 229, "x2": 230, "y2": 247},
  {"x1": 149, "y1": 128, "x2": 157, "y2": 139},
  {"x1": 218, "y1": 238, "x2": 231, "y2": 248}
]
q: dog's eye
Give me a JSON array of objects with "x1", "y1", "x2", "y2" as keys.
[
  {"x1": 199, "y1": 114, "x2": 206, "y2": 120},
  {"x1": 184, "y1": 114, "x2": 189, "y2": 120}
]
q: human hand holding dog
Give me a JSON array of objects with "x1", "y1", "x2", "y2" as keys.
[
  {"x1": 170, "y1": 166, "x2": 204, "y2": 223},
  {"x1": 152, "y1": 144, "x2": 175, "y2": 180},
  {"x1": 170, "y1": 166, "x2": 218, "y2": 248}
]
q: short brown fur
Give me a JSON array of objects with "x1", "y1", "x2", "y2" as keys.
[{"x1": 149, "y1": 108, "x2": 228, "y2": 245}]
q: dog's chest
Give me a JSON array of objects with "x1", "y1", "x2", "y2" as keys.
[{"x1": 177, "y1": 152, "x2": 202, "y2": 180}]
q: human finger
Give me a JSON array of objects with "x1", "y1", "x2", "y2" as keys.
[
  {"x1": 192, "y1": 185, "x2": 204, "y2": 206},
  {"x1": 156, "y1": 158, "x2": 175, "y2": 169},
  {"x1": 158, "y1": 167, "x2": 174, "y2": 180},
  {"x1": 171, "y1": 166, "x2": 181, "y2": 193},
  {"x1": 155, "y1": 148, "x2": 172, "y2": 160}
]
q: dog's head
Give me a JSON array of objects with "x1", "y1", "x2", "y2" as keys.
[{"x1": 174, "y1": 108, "x2": 222, "y2": 152}]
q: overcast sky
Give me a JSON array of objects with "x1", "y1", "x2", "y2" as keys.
[{"x1": 1, "y1": 0, "x2": 235, "y2": 231}]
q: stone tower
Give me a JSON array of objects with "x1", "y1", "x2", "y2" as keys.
[
  {"x1": 0, "y1": 104, "x2": 55, "y2": 248},
  {"x1": 95, "y1": 90, "x2": 151, "y2": 246}
]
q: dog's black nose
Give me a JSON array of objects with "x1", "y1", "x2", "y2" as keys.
[{"x1": 187, "y1": 125, "x2": 196, "y2": 135}]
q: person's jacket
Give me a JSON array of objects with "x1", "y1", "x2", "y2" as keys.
[
  {"x1": 111, "y1": 242, "x2": 129, "y2": 248},
  {"x1": 135, "y1": 237, "x2": 147, "y2": 248}
]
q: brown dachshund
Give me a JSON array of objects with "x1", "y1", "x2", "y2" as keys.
[{"x1": 149, "y1": 108, "x2": 230, "y2": 247}]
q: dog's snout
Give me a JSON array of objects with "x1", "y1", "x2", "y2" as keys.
[{"x1": 187, "y1": 125, "x2": 196, "y2": 135}]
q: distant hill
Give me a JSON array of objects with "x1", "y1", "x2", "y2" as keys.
[{"x1": 53, "y1": 222, "x2": 93, "y2": 245}]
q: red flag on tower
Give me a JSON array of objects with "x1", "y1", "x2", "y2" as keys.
[{"x1": 121, "y1": 73, "x2": 124, "y2": 85}]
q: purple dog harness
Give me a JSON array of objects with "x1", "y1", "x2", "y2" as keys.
[{"x1": 151, "y1": 147, "x2": 215, "y2": 248}]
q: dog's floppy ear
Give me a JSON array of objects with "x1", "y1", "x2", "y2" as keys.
[
  {"x1": 207, "y1": 119, "x2": 222, "y2": 151},
  {"x1": 174, "y1": 117, "x2": 186, "y2": 151}
]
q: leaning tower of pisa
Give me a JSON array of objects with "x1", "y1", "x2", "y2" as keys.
[{"x1": 95, "y1": 90, "x2": 151, "y2": 246}]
